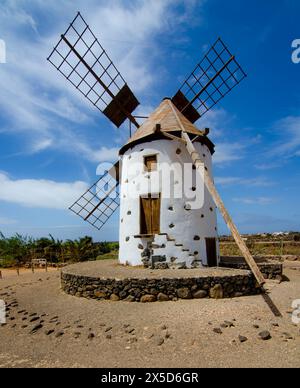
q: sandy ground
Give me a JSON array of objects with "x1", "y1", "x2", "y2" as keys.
[{"x1": 0, "y1": 263, "x2": 299, "y2": 368}]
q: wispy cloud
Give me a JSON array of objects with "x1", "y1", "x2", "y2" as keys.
[
  {"x1": 213, "y1": 142, "x2": 245, "y2": 165},
  {"x1": 269, "y1": 116, "x2": 300, "y2": 157},
  {"x1": 254, "y1": 161, "x2": 283, "y2": 170},
  {"x1": 0, "y1": 0, "x2": 202, "y2": 161},
  {"x1": 233, "y1": 197, "x2": 276, "y2": 205},
  {"x1": 0, "y1": 216, "x2": 17, "y2": 226},
  {"x1": 215, "y1": 176, "x2": 275, "y2": 187},
  {"x1": 0, "y1": 172, "x2": 88, "y2": 210},
  {"x1": 199, "y1": 108, "x2": 235, "y2": 139}
]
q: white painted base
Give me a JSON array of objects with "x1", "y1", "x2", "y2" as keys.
[{"x1": 118, "y1": 138, "x2": 219, "y2": 267}]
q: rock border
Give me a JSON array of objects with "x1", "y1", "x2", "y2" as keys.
[{"x1": 61, "y1": 267, "x2": 262, "y2": 303}]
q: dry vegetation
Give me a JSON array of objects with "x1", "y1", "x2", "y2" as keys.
[{"x1": 220, "y1": 232, "x2": 300, "y2": 257}]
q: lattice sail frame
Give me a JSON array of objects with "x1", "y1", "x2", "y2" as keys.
[
  {"x1": 48, "y1": 16, "x2": 247, "y2": 232},
  {"x1": 69, "y1": 171, "x2": 120, "y2": 231},
  {"x1": 47, "y1": 12, "x2": 139, "y2": 128},
  {"x1": 172, "y1": 38, "x2": 247, "y2": 123}
]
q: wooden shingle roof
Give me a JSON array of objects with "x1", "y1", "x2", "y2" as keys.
[{"x1": 119, "y1": 98, "x2": 215, "y2": 155}]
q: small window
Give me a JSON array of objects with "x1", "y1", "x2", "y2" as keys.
[{"x1": 144, "y1": 155, "x2": 157, "y2": 172}]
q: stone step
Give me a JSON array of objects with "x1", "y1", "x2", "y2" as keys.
[
  {"x1": 151, "y1": 233, "x2": 196, "y2": 268},
  {"x1": 153, "y1": 234, "x2": 168, "y2": 245}
]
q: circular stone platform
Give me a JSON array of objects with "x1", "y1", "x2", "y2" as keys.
[{"x1": 61, "y1": 260, "x2": 262, "y2": 302}]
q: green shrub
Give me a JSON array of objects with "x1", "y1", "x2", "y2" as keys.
[
  {"x1": 0, "y1": 255, "x2": 17, "y2": 268},
  {"x1": 96, "y1": 251, "x2": 118, "y2": 261}
]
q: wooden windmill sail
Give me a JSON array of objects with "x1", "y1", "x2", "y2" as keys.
[{"x1": 48, "y1": 12, "x2": 265, "y2": 285}]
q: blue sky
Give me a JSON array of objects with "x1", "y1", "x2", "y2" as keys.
[{"x1": 0, "y1": 0, "x2": 300, "y2": 241}]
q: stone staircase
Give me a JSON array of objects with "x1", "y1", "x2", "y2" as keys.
[{"x1": 150, "y1": 233, "x2": 202, "y2": 269}]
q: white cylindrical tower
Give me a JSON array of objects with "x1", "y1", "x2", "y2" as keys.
[{"x1": 118, "y1": 99, "x2": 219, "y2": 268}]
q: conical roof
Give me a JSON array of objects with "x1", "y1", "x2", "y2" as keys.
[{"x1": 119, "y1": 98, "x2": 215, "y2": 155}]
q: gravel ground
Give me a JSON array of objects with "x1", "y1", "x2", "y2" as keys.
[
  {"x1": 63, "y1": 260, "x2": 250, "y2": 279},
  {"x1": 0, "y1": 263, "x2": 299, "y2": 368}
]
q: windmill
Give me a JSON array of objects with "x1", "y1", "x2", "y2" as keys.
[{"x1": 48, "y1": 12, "x2": 265, "y2": 286}]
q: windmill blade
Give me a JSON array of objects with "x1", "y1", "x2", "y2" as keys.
[
  {"x1": 48, "y1": 12, "x2": 140, "y2": 128},
  {"x1": 69, "y1": 163, "x2": 120, "y2": 231},
  {"x1": 172, "y1": 38, "x2": 246, "y2": 123}
]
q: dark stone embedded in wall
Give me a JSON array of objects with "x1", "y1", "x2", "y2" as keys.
[
  {"x1": 152, "y1": 244, "x2": 166, "y2": 249},
  {"x1": 191, "y1": 260, "x2": 202, "y2": 269},
  {"x1": 154, "y1": 262, "x2": 169, "y2": 270},
  {"x1": 152, "y1": 256, "x2": 167, "y2": 265},
  {"x1": 61, "y1": 270, "x2": 262, "y2": 303},
  {"x1": 194, "y1": 236, "x2": 200, "y2": 241},
  {"x1": 142, "y1": 257, "x2": 151, "y2": 267}
]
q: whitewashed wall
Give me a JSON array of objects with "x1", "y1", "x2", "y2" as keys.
[{"x1": 118, "y1": 139, "x2": 218, "y2": 267}]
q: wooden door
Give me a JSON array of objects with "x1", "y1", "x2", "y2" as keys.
[
  {"x1": 151, "y1": 197, "x2": 160, "y2": 234},
  {"x1": 140, "y1": 195, "x2": 161, "y2": 235},
  {"x1": 206, "y1": 238, "x2": 217, "y2": 267}
]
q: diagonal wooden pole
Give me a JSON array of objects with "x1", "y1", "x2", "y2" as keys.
[
  {"x1": 167, "y1": 100, "x2": 265, "y2": 286},
  {"x1": 182, "y1": 131, "x2": 265, "y2": 285}
]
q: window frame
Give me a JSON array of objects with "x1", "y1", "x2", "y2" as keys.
[{"x1": 143, "y1": 154, "x2": 158, "y2": 172}]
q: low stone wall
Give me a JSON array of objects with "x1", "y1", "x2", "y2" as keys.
[
  {"x1": 61, "y1": 270, "x2": 262, "y2": 303},
  {"x1": 220, "y1": 256, "x2": 283, "y2": 281}
]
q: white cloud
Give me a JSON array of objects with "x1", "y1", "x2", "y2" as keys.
[
  {"x1": 31, "y1": 138, "x2": 54, "y2": 153},
  {"x1": 269, "y1": 116, "x2": 300, "y2": 157},
  {"x1": 0, "y1": 0, "x2": 202, "y2": 160},
  {"x1": 199, "y1": 108, "x2": 234, "y2": 139},
  {"x1": 0, "y1": 172, "x2": 88, "y2": 210},
  {"x1": 0, "y1": 217, "x2": 17, "y2": 225},
  {"x1": 213, "y1": 142, "x2": 244, "y2": 165},
  {"x1": 233, "y1": 197, "x2": 276, "y2": 205},
  {"x1": 215, "y1": 177, "x2": 241, "y2": 186},
  {"x1": 254, "y1": 161, "x2": 283, "y2": 170},
  {"x1": 215, "y1": 176, "x2": 274, "y2": 187},
  {"x1": 73, "y1": 144, "x2": 119, "y2": 163}
]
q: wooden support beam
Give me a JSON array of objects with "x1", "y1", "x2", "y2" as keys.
[
  {"x1": 182, "y1": 131, "x2": 265, "y2": 286},
  {"x1": 156, "y1": 127, "x2": 186, "y2": 144},
  {"x1": 166, "y1": 99, "x2": 265, "y2": 286}
]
